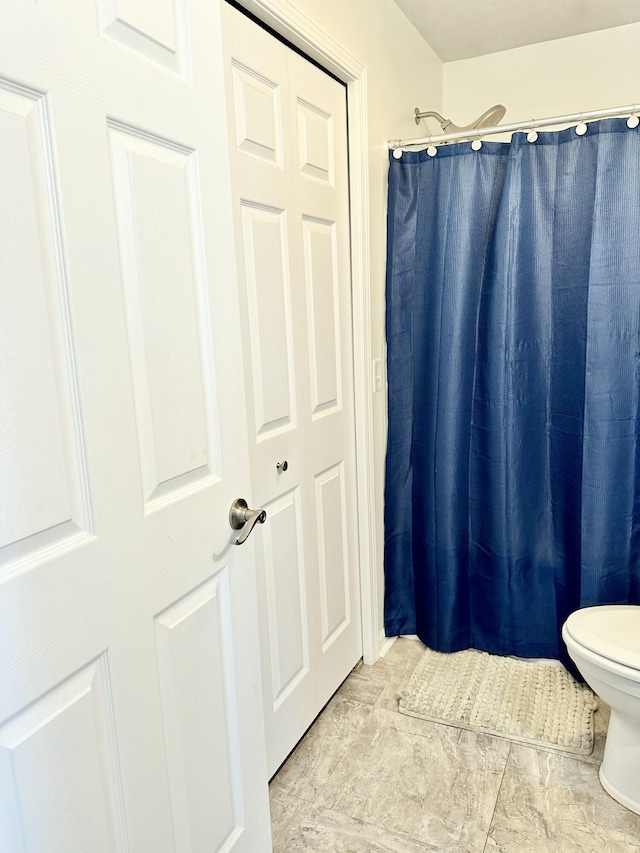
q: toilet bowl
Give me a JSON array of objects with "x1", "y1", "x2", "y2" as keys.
[{"x1": 563, "y1": 605, "x2": 640, "y2": 815}]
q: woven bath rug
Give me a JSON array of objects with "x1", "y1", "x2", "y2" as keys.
[{"x1": 399, "y1": 648, "x2": 598, "y2": 755}]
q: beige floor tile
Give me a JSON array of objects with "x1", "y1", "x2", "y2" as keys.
[
  {"x1": 270, "y1": 695, "x2": 374, "y2": 804},
  {"x1": 485, "y1": 742, "x2": 640, "y2": 852},
  {"x1": 270, "y1": 791, "x2": 432, "y2": 852},
  {"x1": 269, "y1": 639, "x2": 625, "y2": 853},
  {"x1": 358, "y1": 637, "x2": 426, "y2": 691},
  {"x1": 363, "y1": 637, "x2": 428, "y2": 714},
  {"x1": 336, "y1": 672, "x2": 388, "y2": 706},
  {"x1": 316, "y1": 706, "x2": 511, "y2": 851}
]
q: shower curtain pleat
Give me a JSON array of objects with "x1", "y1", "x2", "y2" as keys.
[{"x1": 384, "y1": 119, "x2": 640, "y2": 667}]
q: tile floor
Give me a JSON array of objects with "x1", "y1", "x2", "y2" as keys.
[{"x1": 269, "y1": 637, "x2": 640, "y2": 852}]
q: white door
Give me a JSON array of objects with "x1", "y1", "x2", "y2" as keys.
[
  {"x1": 0, "y1": 2, "x2": 272, "y2": 851},
  {"x1": 222, "y1": 3, "x2": 363, "y2": 777}
]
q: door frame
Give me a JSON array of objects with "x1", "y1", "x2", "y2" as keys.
[{"x1": 225, "y1": 0, "x2": 380, "y2": 664}]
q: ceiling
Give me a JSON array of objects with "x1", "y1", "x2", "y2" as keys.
[{"x1": 392, "y1": 0, "x2": 640, "y2": 61}]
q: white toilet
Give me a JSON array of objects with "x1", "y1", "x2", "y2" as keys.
[{"x1": 563, "y1": 604, "x2": 640, "y2": 815}]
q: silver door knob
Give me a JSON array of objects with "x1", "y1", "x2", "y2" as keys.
[
  {"x1": 229, "y1": 498, "x2": 267, "y2": 545},
  {"x1": 276, "y1": 460, "x2": 288, "y2": 473}
]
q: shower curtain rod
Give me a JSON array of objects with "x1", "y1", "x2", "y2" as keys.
[{"x1": 388, "y1": 102, "x2": 639, "y2": 149}]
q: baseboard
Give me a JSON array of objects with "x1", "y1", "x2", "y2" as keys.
[{"x1": 379, "y1": 633, "x2": 397, "y2": 658}]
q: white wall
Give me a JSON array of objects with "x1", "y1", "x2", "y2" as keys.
[
  {"x1": 271, "y1": 0, "x2": 443, "y2": 641},
  {"x1": 443, "y1": 23, "x2": 640, "y2": 136}
]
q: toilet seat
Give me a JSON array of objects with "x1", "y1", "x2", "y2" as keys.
[{"x1": 564, "y1": 605, "x2": 640, "y2": 673}]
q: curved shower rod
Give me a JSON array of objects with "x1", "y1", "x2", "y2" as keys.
[{"x1": 389, "y1": 102, "x2": 640, "y2": 149}]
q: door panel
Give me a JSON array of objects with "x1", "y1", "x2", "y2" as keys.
[
  {"x1": 97, "y1": 0, "x2": 190, "y2": 77},
  {"x1": 223, "y1": 2, "x2": 362, "y2": 777},
  {"x1": 0, "y1": 81, "x2": 91, "y2": 564},
  {"x1": 154, "y1": 573, "x2": 244, "y2": 851},
  {"x1": 241, "y1": 202, "x2": 297, "y2": 437},
  {"x1": 260, "y1": 488, "x2": 309, "y2": 706},
  {"x1": 109, "y1": 124, "x2": 220, "y2": 506},
  {"x1": 231, "y1": 63, "x2": 283, "y2": 165},
  {"x1": 0, "y1": 1, "x2": 271, "y2": 850},
  {"x1": 302, "y1": 216, "x2": 342, "y2": 415},
  {"x1": 315, "y1": 462, "x2": 351, "y2": 649},
  {"x1": 297, "y1": 99, "x2": 334, "y2": 182},
  {"x1": 0, "y1": 657, "x2": 127, "y2": 853}
]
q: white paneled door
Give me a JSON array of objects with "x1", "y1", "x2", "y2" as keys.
[
  {"x1": 0, "y1": 2, "x2": 272, "y2": 851},
  {"x1": 222, "y1": 4, "x2": 363, "y2": 777}
]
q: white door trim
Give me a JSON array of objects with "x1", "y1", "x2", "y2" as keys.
[{"x1": 227, "y1": 0, "x2": 379, "y2": 664}]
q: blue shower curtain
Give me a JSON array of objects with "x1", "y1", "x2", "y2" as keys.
[{"x1": 384, "y1": 119, "x2": 640, "y2": 665}]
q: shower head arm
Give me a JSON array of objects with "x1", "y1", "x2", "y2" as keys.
[{"x1": 414, "y1": 108, "x2": 452, "y2": 128}]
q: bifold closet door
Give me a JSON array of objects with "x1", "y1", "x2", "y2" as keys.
[{"x1": 222, "y1": 1, "x2": 362, "y2": 777}]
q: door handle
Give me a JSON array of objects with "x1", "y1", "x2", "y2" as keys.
[{"x1": 229, "y1": 498, "x2": 267, "y2": 545}]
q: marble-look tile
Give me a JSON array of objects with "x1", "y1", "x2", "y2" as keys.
[
  {"x1": 269, "y1": 639, "x2": 624, "y2": 853},
  {"x1": 317, "y1": 707, "x2": 511, "y2": 851},
  {"x1": 270, "y1": 791, "x2": 430, "y2": 852},
  {"x1": 336, "y1": 672, "x2": 387, "y2": 706},
  {"x1": 486, "y1": 742, "x2": 640, "y2": 852},
  {"x1": 357, "y1": 637, "x2": 428, "y2": 714},
  {"x1": 270, "y1": 696, "x2": 373, "y2": 804},
  {"x1": 372, "y1": 685, "x2": 404, "y2": 714},
  {"x1": 359, "y1": 637, "x2": 426, "y2": 691}
]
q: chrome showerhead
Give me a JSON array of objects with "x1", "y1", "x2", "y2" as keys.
[
  {"x1": 457, "y1": 104, "x2": 507, "y2": 133},
  {"x1": 414, "y1": 104, "x2": 507, "y2": 134}
]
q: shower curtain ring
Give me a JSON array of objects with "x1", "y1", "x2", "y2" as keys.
[
  {"x1": 628, "y1": 104, "x2": 639, "y2": 129},
  {"x1": 527, "y1": 121, "x2": 538, "y2": 143},
  {"x1": 576, "y1": 111, "x2": 588, "y2": 136}
]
